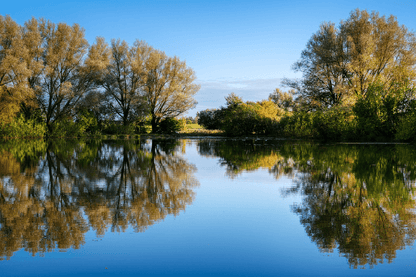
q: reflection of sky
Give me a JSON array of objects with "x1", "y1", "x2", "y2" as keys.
[
  {"x1": 3, "y1": 0, "x2": 416, "y2": 116},
  {"x1": 2, "y1": 140, "x2": 416, "y2": 276}
]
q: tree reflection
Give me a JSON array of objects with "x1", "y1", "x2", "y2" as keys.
[
  {"x1": 197, "y1": 140, "x2": 416, "y2": 268},
  {"x1": 280, "y1": 144, "x2": 416, "y2": 268},
  {"x1": 0, "y1": 139, "x2": 198, "y2": 259},
  {"x1": 198, "y1": 139, "x2": 283, "y2": 178}
]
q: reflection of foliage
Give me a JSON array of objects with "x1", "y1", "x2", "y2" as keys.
[
  {"x1": 0, "y1": 139, "x2": 198, "y2": 259},
  {"x1": 281, "y1": 144, "x2": 416, "y2": 268},
  {"x1": 197, "y1": 139, "x2": 283, "y2": 178},
  {"x1": 0, "y1": 139, "x2": 47, "y2": 172},
  {"x1": 198, "y1": 139, "x2": 416, "y2": 268}
]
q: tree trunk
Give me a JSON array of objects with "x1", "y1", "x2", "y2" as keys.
[{"x1": 151, "y1": 115, "x2": 158, "y2": 133}]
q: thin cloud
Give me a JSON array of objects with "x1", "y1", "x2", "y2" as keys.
[{"x1": 185, "y1": 78, "x2": 283, "y2": 117}]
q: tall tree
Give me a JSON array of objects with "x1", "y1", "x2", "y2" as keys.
[
  {"x1": 22, "y1": 18, "x2": 107, "y2": 131},
  {"x1": 285, "y1": 9, "x2": 416, "y2": 109},
  {"x1": 143, "y1": 50, "x2": 199, "y2": 132},
  {"x1": 0, "y1": 15, "x2": 33, "y2": 123},
  {"x1": 269, "y1": 88, "x2": 295, "y2": 111},
  {"x1": 101, "y1": 39, "x2": 150, "y2": 126}
]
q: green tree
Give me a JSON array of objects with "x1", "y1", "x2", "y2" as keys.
[
  {"x1": 22, "y1": 18, "x2": 108, "y2": 132},
  {"x1": 0, "y1": 15, "x2": 33, "y2": 124},
  {"x1": 268, "y1": 88, "x2": 295, "y2": 111},
  {"x1": 102, "y1": 39, "x2": 150, "y2": 126},
  {"x1": 197, "y1": 108, "x2": 223, "y2": 130},
  {"x1": 143, "y1": 50, "x2": 199, "y2": 132},
  {"x1": 285, "y1": 9, "x2": 416, "y2": 109},
  {"x1": 218, "y1": 94, "x2": 284, "y2": 136}
]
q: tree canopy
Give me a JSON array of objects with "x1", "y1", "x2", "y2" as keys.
[
  {"x1": 285, "y1": 9, "x2": 416, "y2": 109},
  {"x1": 0, "y1": 15, "x2": 199, "y2": 136},
  {"x1": 143, "y1": 50, "x2": 199, "y2": 132}
]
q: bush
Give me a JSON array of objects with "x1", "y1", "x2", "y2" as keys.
[
  {"x1": 208, "y1": 99, "x2": 283, "y2": 136},
  {"x1": 220, "y1": 103, "x2": 275, "y2": 136},
  {"x1": 314, "y1": 106, "x2": 356, "y2": 140},
  {"x1": 101, "y1": 121, "x2": 135, "y2": 135},
  {"x1": 158, "y1": 118, "x2": 182, "y2": 134},
  {"x1": 353, "y1": 83, "x2": 411, "y2": 141},
  {"x1": 49, "y1": 117, "x2": 85, "y2": 138},
  {"x1": 277, "y1": 107, "x2": 356, "y2": 140},
  {"x1": 197, "y1": 109, "x2": 223, "y2": 130},
  {"x1": 0, "y1": 115, "x2": 46, "y2": 138},
  {"x1": 396, "y1": 103, "x2": 416, "y2": 141},
  {"x1": 77, "y1": 109, "x2": 101, "y2": 135},
  {"x1": 277, "y1": 112, "x2": 317, "y2": 138}
]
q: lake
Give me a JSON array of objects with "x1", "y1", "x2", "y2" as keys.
[{"x1": 0, "y1": 138, "x2": 415, "y2": 276}]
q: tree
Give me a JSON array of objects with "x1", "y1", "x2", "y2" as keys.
[
  {"x1": 22, "y1": 18, "x2": 108, "y2": 132},
  {"x1": 285, "y1": 9, "x2": 416, "y2": 109},
  {"x1": 143, "y1": 50, "x2": 199, "y2": 132},
  {"x1": 224, "y1": 92, "x2": 243, "y2": 107},
  {"x1": 0, "y1": 15, "x2": 33, "y2": 124},
  {"x1": 102, "y1": 39, "x2": 150, "y2": 126},
  {"x1": 268, "y1": 88, "x2": 295, "y2": 111},
  {"x1": 197, "y1": 108, "x2": 223, "y2": 130}
]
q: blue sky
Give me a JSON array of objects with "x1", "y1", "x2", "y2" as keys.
[{"x1": 3, "y1": 0, "x2": 416, "y2": 116}]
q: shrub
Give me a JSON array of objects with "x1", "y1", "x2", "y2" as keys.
[
  {"x1": 353, "y1": 83, "x2": 412, "y2": 141},
  {"x1": 101, "y1": 121, "x2": 135, "y2": 135},
  {"x1": 197, "y1": 109, "x2": 223, "y2": 130},
  {"x1": 314, "y1": 106, "x2": 356, "y2": 140},
  {"x1": 396, "y1": 104, "x2": 416, "y2": 141},
  {"x1": 158, "y1": 117, "x2": 182, "y2": 134},
  {"x1": 278, "y1": 112, "x2": 317, "y2": 138},
  {"x1": 0, "y1": 115, "x2": 46, "y2": 138}
]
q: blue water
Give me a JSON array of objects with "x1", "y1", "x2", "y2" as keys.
[{"x1": 0, "y1": 139, "x2": 415, "y2": 276}]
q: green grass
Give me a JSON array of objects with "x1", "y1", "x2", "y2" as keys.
[
  {"x1": 141, "y1": 123, "x2": 203, "y2": 133},
  {"x1": 186, "y1": 123, "x2": 203, "y2": 129}
]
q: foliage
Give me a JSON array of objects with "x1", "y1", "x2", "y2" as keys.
[
  {"x1": 0, "y1": 115, "x2": 46, "y2": 138},
  {"x1": 49, "y1": 109, "x2": 102, "y2": 138},
  {"x1": 0, "y1": 15, "x2": 199, "y2": 137},
  {"x1": 313, "y1": 106, "x2": 356, "y2": 140},
  {"x1": 396, "y1": 102, "x2": 416, "y2": 141},
  {"x1": 0, "y1": 16, "x2": 35, "y2": 122},
  {"x1": 143, "y1": 50, "x2": 199, "y2": 132},
  {"x1": 158, "y1": 117, "x2": 182, "y2": 134},
  {"x1": 221, "y1": 101, "x2": 278, "y2": 136},
  {"x1": 197, "y1": 109, "x2": 223, "y2": 130},
  {"x1": 353, "y1": 83, "x2": 414, "y2": 141},
  {"x1": 179, "y1": 118, "x2": 187, "y2": 131},
  {"x1": 101, "y1": 121, "x2": 136, "y2": 135},
  {"x1": 49, "y1": 118, "x2": 86, "y2": 138},
  {"x1": 269, "y1": 88, "x2": 295, "y2": 111},
  {"x1": 277, "y1": 112, "x2": 317, "y2": 139},
  {"x1": 199, "y1": 94, "x2": 284, "y2": 136},
  {"x1": 102, "y1": 39, "x2": 149, "y2": 126},
  {"x1": 76, "y1": 109, "x2": 101, "y2": 135},
  {"x1": 276, "y1": 106, "x2": 356, "y2": 140},
  {"x1": 22, "y1": 18, "x2": 107, "y2": 131},
  {"x1": 284, "y1": 9, "x2": 416, "y2": 109}
]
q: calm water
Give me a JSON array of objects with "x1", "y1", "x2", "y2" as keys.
[{"x1": 0, "y1": 138, "x2": 416, "y2": 276}]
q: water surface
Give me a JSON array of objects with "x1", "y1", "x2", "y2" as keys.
[{"x1": 0, "y1": 138, "x2": 415, "y2": 276}]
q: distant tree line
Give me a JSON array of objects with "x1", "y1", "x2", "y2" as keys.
[
  {"x1": 0, "y1": 15, "x2": 199, "y2": 137},
  {"x1": 197, "y1": 9, "x2": 416, "y2": 141}
]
